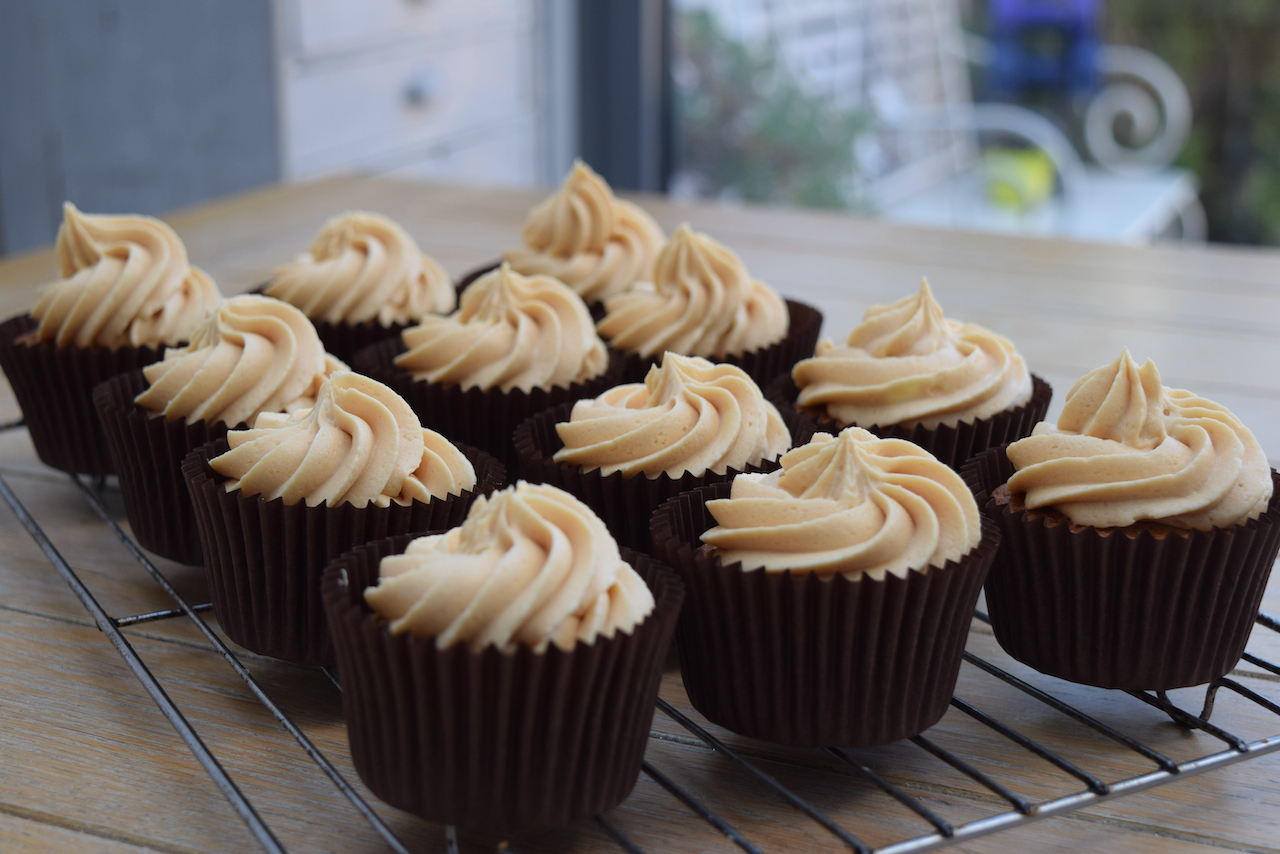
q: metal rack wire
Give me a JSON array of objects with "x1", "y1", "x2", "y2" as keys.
[{"x1": 3, "y1": 443, "x2": 1279, "y2": 853}]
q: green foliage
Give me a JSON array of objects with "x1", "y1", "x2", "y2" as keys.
[
  {"x1": 1105, "y1": 1, "x2": 1280, "y2": 243},
  {"x1": 671, "y1": 9, "x2": 868, "y2": 210}
]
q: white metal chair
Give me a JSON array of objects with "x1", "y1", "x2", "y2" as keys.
[{"x1": 857, "y1": 0, "x2": 1204, "y2": 242}]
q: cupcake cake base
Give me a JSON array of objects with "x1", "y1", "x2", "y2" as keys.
[
  {"x1": 183, "y1": 438, "x2": 507, "y2": 666},
  {"x1": 322, "y1": 535, "x2": 683, "y2": 833},
  {"x1": 650, "y1": 484, "x2": 998, "y2": 748},
  {"x1": 0, "y1": 313, "x2": 165, "y2": 476},
  {"x1": 964, "y1": 446, "x2": 1280, "y2": 691},
  {"x1": 95, "y1": 371, "x2": 237, "y2": 566}
]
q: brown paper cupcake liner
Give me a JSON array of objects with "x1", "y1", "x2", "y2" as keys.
[
  {"x1": 182, "y1": 438, "x2": 507, "y2": 665},
  {"x1": 0, "y1": 313, "x2": 166, "y2": 475},
  {"x1": 649, "y1": 484, "x2": 998, "y2": 748},
  {"x1": 612, "y1": 299, "x2": 824, "y2": 387},
  {"x1": 321, "y1": 537, "x2": 683, "y2": 833},
  {"x1": 351, "y1": 339, "x2": 625, "y2": 476},
  {"x1": 514, "y1": 403, "x2": 793, "y2": 554},
  {"x1": 94, "y1": 371, "x2": 236, "y2": 566},
  {"x1": 456, "y1": 261, "x2": 609, "y2": 322},
  {"x1": 963, "y1": 446, "x2": 1280, "y2": 690},
  {"x1": 768, "y1": 372, "x2": 1053, "y2": 471}
]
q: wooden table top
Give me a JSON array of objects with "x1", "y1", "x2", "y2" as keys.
[{"x1": 1, "y1": 176, "x2": 1277, "y2": 854}]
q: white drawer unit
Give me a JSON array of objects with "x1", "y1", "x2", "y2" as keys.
[
  {"x1": 378, "y1": 116, "x2": 539, "y2": 185},
  {"x1": 275, "y1": 0, "x2": 560, "y2": 188},
  {"x1": 283, "y1": 0, "x2": 513, "y2": 61}
]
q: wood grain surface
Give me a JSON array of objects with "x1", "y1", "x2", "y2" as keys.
[{"x1": 0, "y1": 176, "x2": 1277, "y2": 854}]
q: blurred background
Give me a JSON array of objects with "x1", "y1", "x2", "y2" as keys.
[{"x1": 2, "y1": 0, "x2": 1276, "y2": 254}]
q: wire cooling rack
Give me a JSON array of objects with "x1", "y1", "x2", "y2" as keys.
[{"x1": 3, "y1": 434, "x2": 1279, "y2": 853}]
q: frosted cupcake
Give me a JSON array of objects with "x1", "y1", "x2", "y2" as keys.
[
  {"x1": 501, "y1": 160, "x2": 665, "y2": 313},
  {"x1": 351, "y1": 262, "x2": 623, "y2": 472},
  {"x1": 0, "y1": 202, "x2": 222, "y2": 474},
  {"x1": 265, "y1": 211, "x2": 455, "y2": 363},
  {"x1": 322, "y1": 481, "x2": 683, "y2": 832},
  {"x1": 514, "y1": 352, "x2": 794, "y2": 551},
  {"x1": 964, "y1": 350, "x2": 1280, "y2": 690},
  {"x1": 596, "y1": 224, "x2": 823, "y2": 385},
  {"x1": 651, "y1": 427, "x2": 997, "y2": 747},
  {"x1": 779, "y1": 279, "x2": 1051, "y2": 469},
  {"x1": 95, "y1": 295, "x2": 344, "y2": 565},
  {"x1": 183, "y1": 371, "x2": 505, "y2": 665}
]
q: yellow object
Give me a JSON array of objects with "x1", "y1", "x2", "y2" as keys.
[{"x1": 984, "y1": 148, "x2": 1056, "y2": 211}]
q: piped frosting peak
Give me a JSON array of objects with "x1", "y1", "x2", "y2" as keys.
[
  {"x1": 1007, "y1": 351, "x2": 1272, "y2": 530},
  {"x1": 503, "y1": 160, "x2": 665, "y2": 303},
  {"x1": 597, "y1": 224, "x2": 789, "y2": 360},
  {"x1": 793, "y1": 279, "x2": 1032, "y2": 429},
  {"x1": 701, "y1": 427, "x2": 982, "y2": 580}
]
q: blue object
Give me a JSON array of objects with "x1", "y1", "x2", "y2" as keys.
[{"x1": 989, "y1": 0, "x2": 1100, "y2": 97}]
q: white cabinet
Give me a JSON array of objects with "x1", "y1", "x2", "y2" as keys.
[{"x1": 275, "y1": 0, "x2": 557, "y2": 187}]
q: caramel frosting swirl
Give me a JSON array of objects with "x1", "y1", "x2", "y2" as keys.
[
  {"x1": 596, "y1": 224, "x2": 789, "y2": 359},
  {"x1": 136, "y1": 295, "x2": 346, "y2": 427},
  {"x1": 702, "y1": 427, "x2": 982, "y2": 580},
  {"x1": 503, "y1": 160, "x2": 665, "y2": 304},
  {"x1": 266, "y1": 211, "x2": 455, "y2": 327},
  {"x1": 793, "y1": 279, "x2": 1032, "y2": 429},
  {"x1": 363, "y1": 481, "x2": 655, "y2": 652},
  {"x1": 32, "y1": 202, "x2": 222, "y2": 349},
  {"x1": 210, "y1": 371, "x2": 476, "y2": 508},
  {"x1": 553, "y1": 353, "x2": 791, "y2": 478},
  {"x1": 395, "y1": 263, "x2": 608, "y2": 392},
  {"x1": 1007, "y1": 350, "x2": 1272, "y2": 530}
]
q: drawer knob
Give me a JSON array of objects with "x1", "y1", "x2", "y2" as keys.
[{"x1": 403, "y1": 71, "x2": 438, "y2": 107}]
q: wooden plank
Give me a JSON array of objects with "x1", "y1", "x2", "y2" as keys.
[{"x1": 0, "y1": 811, "x2": 169, "y2": 854}]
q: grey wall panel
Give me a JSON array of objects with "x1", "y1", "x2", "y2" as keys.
[
  {"x1": 577, "y1": 0, "x2": 670, "y2": 193},
  {"x1": 0, "y1": 0, "x2": 279, "y2": 255}
]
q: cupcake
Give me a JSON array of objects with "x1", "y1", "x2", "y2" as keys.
[
  {"x1": 182, "y1": 371, "x2": 505, "y2": 665},
  {"x1": 94, "y1": 294, "x2": 345, "y2": 565},
  {"x1": 650, "y1": 427, "x2": 998, "y2": 748},
  {"x1": 322, "y1": 481, "x2": 683, "y2": 833},
  {"x1": 264, "y1": 211, "x2": 456, "y2": 363},
  {"x1": 514, "y1": 352, "x2": 795, "y2": 552},
  {"x1": 351, "y1": 262, "x2": 623, "y2": 473},
  {"x1": 500, "y1": 160, "x2": 665, "y2": 316},
  {"x1": 964, "y1": 350, "x2": 1280, "y2": 690},
  {"x1": 777, "y1": 279, "x2": 1051, "y2": 469},
  {"x1": 596, "y1": 224, "x2": 823, "y2": 386},
  {"x1": 0, "y1": 202, "x2": 222, "y2": 474}
]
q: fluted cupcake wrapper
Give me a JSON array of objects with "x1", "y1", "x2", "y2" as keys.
[
  {"x1": 322, "y1": 537, "x2": 684, "y2": 833},
  {"x1": 962, "y1": 447, "x2": 1280, "y2": 691},
  {"x1": 182, "y1": 438, "x2": 507, "y2": 666},
  {"x1": 649, "y1": 484, "x2": 997, "y2": 748},
  {"x1": 767, "y1": 373, "x2": 1053, "y2": 472},
  {"x1": 94, "y1": 371, "x2": 236, "y2": 566},
  {"x1": 613, "y1": 299, "x2": 825, "y2": 388},
  {"x1": 514, "y1": 403, "x2": 791, "y2": 555},
  {"x1": 0, "y1": 313, "x2": 165, "y2": 475},
  {"x1": 351, "y1": 339, "x2": 626, "y2": 477}
]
